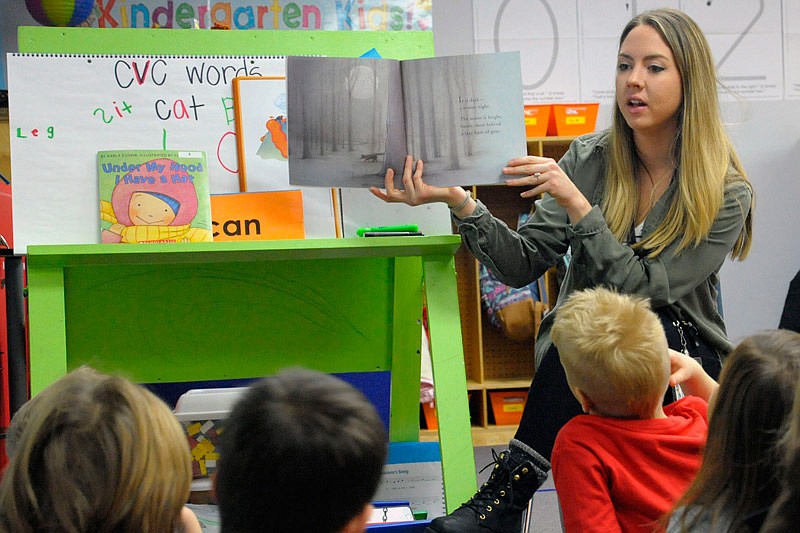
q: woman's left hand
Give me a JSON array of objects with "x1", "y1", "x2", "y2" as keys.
[{"x1": 503, "y1": 156, "x2": 592, "y2": 224}]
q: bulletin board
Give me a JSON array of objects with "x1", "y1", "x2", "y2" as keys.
[{"x1": 10, "y1": 27, "x2": 442, "y2": 252}]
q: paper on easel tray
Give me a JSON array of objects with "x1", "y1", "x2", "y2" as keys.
[{"x1": 373, "y1": 442, "x2": 445, "y2": 519}]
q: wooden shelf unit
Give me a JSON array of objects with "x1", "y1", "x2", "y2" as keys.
[{"x1": 455, "y1": 136, "x2": 575, "y2": 435}]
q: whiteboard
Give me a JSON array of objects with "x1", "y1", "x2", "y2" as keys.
[{"x1": 7, "y1": 53, "x2": 337, "y2": 251}]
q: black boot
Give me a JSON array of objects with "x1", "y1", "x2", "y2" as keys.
[{"x1": 425, "y1": 439, "x2": 550, "y2": 533}]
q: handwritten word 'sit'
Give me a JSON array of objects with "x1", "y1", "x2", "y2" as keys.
[{"x1": 93, "y1": 101, "x2": 134, "y2": 124}]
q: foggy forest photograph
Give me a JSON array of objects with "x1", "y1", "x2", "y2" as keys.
[{"x1": 286, "y1": 53, "x2": 526, "y2": 189}]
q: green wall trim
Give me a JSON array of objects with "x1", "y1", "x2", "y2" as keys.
[{"x1": 18, "y1": 26, "x2": 434, "y2": 60}]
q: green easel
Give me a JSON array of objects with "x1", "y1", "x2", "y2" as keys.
[{"x1": 19, "y1": 27, "x2": 477, "y2": 513}]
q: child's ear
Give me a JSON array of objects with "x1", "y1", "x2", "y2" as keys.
[
  {"x1": 574, "y1": 388, "x2": 595, "y2": 414},
  {"x1": 340, "y1": 503, "x2": 372, "y2": 533}
]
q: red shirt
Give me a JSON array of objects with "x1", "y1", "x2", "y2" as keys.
[{"x1": 552, "y1": 396, "x2": 708, "y2": 533}]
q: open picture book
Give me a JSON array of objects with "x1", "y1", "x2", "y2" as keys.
[{"x1": 286, "y1": 52, "x2": 527, "y2": 189}]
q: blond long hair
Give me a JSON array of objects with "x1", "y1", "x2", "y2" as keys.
[
  {"x1": 0, "y1": 367, "x2": 191, "y2": 533},
  {"x1": 604, "y1": 8, "x2": 753, "y2": 259}
]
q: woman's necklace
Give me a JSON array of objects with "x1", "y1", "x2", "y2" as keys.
[{"x1": 637, "y1": 163, "x2": 674, "y2": 224}]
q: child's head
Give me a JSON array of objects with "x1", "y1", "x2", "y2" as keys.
[
  {"x1": 0, "y1": 366, "x2": 192, "y2": 533},
  {"x1": 761, "y1": 348, "x2": 800, "y2": 532},
  {"x1": 552, "y1": 287, "x2": 669, "y2": 419},
  {"x1": 4, "y1": 390, "x2": 42, "y2": 460},
  {"x1": 673, "y1": 329, "x2": 800, "y2": 530},
  {"x1": 216, "y1": 368, "x2": 388, "y2": 533},
  {"x1": 705, "y1": 331, "x2": 800, "y2": 496}
]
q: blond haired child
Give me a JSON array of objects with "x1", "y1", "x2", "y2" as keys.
[
  {"x1": 551, "y1": 287, "x2": 711, "y2": 532},
  {"x1": 0, "y1": 366, "x2": 199, "y2": 533}
]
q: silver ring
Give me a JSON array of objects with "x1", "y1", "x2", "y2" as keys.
[{"x1": 533, "y1": 172, "x2": 541, "y2": 182}]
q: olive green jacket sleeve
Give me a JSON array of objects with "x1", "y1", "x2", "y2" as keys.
[{"x1": 454, "y1": 131, "x2": 753, "y2": 364}]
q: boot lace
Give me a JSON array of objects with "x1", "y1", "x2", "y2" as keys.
[{"x1": 462, "y1": 449, "x2": 516, "y2": 519}]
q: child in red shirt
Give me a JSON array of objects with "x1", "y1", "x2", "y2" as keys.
[{"x1": 550, "y1": 287, "x2": 715, "y2": 533}]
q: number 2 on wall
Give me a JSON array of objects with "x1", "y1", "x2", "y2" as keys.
[{"x1": 709, "y1": 0, "x2": 764, "y2": 76}]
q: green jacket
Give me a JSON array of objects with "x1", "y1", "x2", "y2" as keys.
[{"x1": 454, "y1": 131, "x2": 753, "y2": 367}]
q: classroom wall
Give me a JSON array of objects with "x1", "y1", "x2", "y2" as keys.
[
  {"x1": 431, "y1": 0, "x2": 800, "y2": 345},
  {"x1": 3, "y1": 1, "x2": 799, "y2": 342}
]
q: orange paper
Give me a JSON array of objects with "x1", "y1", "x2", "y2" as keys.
[{"x1": 210, "y1": 191, "x2": 304, "y2": 241}]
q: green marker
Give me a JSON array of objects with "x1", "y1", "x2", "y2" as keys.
[{"x1": 356, "y1": 224, "x2": 419, "y2": 237}]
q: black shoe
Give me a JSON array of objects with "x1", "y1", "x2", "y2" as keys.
[{"x1": 425, "y1": 439, "x2": 550, "y2": 533}]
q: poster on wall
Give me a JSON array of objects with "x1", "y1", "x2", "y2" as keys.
[
  {"x1": 81, "y1": 0, "x2": 433, "y2": 30},
  {"x1": 474, "y1": 0, "x2": 581, "y2": 104},
  {"x1": 786, "y1": 0, "x2": 800, "y2": 99},
  {"x1": 474, "y1": 0, "x2": 790, "y2": 104}
]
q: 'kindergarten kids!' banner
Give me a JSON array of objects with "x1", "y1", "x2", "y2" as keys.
[{"x1": 84, "y1": 0, "x2": 432, "y2": 30}]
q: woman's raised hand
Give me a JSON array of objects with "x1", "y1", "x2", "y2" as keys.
[
  {"x1": 503, "y1": 156, "x2": 592, "y2": 224},
  {"x1": 369, "y1": 155, "x2": 468, "y2": 208}
]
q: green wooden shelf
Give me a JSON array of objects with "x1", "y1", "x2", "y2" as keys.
[
  {"x1": 26, "y1": 236, "x2": 464, "y2": 266},
  {"x1": 26, "y1": 235, "x2": 476, "y2": 512}
]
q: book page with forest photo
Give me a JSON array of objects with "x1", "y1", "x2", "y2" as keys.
[{"x1": 286, "y1": 52, "x2": 526, "y2": 189}]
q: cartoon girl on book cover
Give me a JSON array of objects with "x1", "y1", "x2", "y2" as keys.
[{"x1": 100, "y1": 158, "x2": 212, "y2": 243}]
